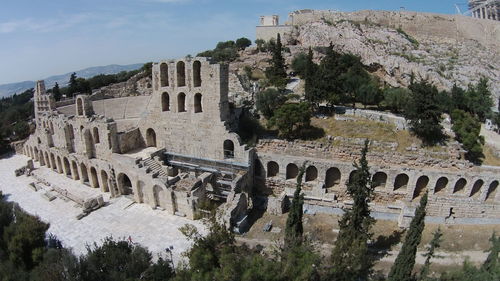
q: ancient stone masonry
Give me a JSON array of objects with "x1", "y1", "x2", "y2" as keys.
[
  {"x1": 22, "y1": 59, "x2": 254, "y2": 226},
  {"x1": 469, "y1": 0, "x2": 500, "y2": 21}
]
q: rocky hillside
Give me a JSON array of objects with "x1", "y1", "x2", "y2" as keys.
[{"x1": 229, "y1": 10, "x2": 500, "y2": 108}]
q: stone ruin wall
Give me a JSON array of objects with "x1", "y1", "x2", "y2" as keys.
[{"x1": 255, "y1": 139, "x2": 500, "y2": 222}]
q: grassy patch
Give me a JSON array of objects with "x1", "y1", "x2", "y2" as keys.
[{"x1": 396, "y1": 27, "x2": 420, "y2": 48}]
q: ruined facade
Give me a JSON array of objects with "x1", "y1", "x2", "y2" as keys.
[
  {"x1": 469, "y1": 0, "x2": 500, "y2": 21},
  {"x1": 21, "y1": 56, "x2": 500, "y2": 226},
  {"x1": 22, "y1": 57, "x2": 253, "y2": 225}
]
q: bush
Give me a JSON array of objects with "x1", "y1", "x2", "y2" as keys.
[
  {"x1": 451, "y1": 109, "x2": 485, "y2": 164},
  {"x1": 255, "y1": 88, "x2": 287, "y2": 119},
  {"x1": 235, "y1": 37, "x2": 252, "y2": 50},
  {"x1": 383, "y1": 87, "x2": 410, "y2": 113},
  {"x1": 291, "y1": 52, "x2": 308, "y2": 77}
]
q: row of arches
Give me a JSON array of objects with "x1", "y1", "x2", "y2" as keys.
[
  {"x1": 160, "y1": 60, "x2": 202, "y2": 88},
  {"x1": 261, "y1": 160, "x2": 499, "y2": 202},
  {"x1": 161, "y1": 92, "x2": 202, "y2": 113}
]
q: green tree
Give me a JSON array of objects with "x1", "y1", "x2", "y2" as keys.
[
  {"x1": 388, "y1": 192, "x2": 428, "y2": 281},
  {"x1": 68, "y1": 73, "x2": 78, "y2": 97},
  {"x1": 340, "y1": 63, "x2": 371, "y2": 108},
  {"x1": 52, "y1": 83, "x2": 62, "y2": 101},
  {"x1": 3, "y1": 207, "x2": 49, "y2": 270},
  {"x1": 265, "y1": 33, "x2": 287, "y2": 88},
  {"x1": 451, "y1": 109, "x2": 485, "y2": 164},
  {"x1": 268, "y1": 102, "x2": 311, "y2": 138},
  {"x1": 255, "y1": 39, "x2": 265, "y2": 52},
  {"x1": 255, "y1": 88, "x2": 287, "y2": 119},
  {"x1": 291, "y1": 52, "x2": 308, "y2": 77},
  {"x1": 285, "y1": 164, "x2": 306, "y2": 247},
  {"x1": 465, "y1": 77, "x2": 493, "y2": 122},
  {"x1": 304, "y1": 48, "x2": 324, "y2": 108},
  {"x1": 356, "y1": 80, "x2": 383, "y2": 108},
  {"x1": 331, "y1": 140, "x2": 374, "y2": 281},
  {"x1": 235, "y1": 37, "x2": 252, "y2": 50},
  {"x1": 419, "y1": 228, "x2": 443, "y2": 280},
  {"x1": 30, "y1": 248, "x2": 80, "y2": 281},
  {"x1": 482, "y1": 233, "x2": 500, "y2": 274},
  {"x1": 404, "y1": 81, "x2": 446, "y2": 146},
  {"x1": 383, "y1": 87, "x2": 410, "y2": 113},
  {"x1": 12, "y1": 121, "x2": 30, "y2": 140}
]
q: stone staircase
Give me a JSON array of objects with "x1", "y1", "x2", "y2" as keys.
[{"x1": 141, "y1": 158, "x2": 169, "y2": 179}]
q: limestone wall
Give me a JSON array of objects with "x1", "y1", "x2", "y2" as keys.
[{"x1": 256, "y1": 25, "x2": 293, "y2": 41}]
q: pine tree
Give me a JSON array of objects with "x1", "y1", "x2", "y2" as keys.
[
  {"x1": 265, "y1": 33, "x2": 287, "y2": 88},
  {"x1": 52, "y1": 83, "x2": 61, "y2": 101},
  {"x1": 419, "y1": 227, "x2": 443, "y2": 280},
  {"x1": 285, "y1": 163, "x2": 306, "y2": 247},
  {"x1": 388, "y1": 192, "x2": 428, "y2": 281},
  {"x1": 304, "y1": 47, "x2": 321, "y2": 108},
  {"x1": 331, "y1": 140, "x2": 374, "y2": 281},
  {"x1": 68, "y1": 73, "x2": 78, "y2": 97}
]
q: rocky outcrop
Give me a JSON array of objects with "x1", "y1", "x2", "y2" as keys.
[{"x1": 91, "y1": 73, "x2": 152, "y2": 99}]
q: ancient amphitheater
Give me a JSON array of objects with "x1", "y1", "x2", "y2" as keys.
[{"x1": 21, "y1": 56, "x2": 500, "y2": 229}]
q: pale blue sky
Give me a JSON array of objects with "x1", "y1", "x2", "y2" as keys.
[{"x1": 0, "y1": 0, "x2": 466, "y2": 84}]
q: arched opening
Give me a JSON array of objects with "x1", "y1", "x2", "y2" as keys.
[
  {"x1": 34, "y1": 147, "x2": 39, "y2": 161},
  {"x1": 63, "y1": 158, "x2": 71, "y2": 177},
  {"x1": 56, "y1": 157, "x2": 63, "y2": 174},
  {"x1": 348, "y1": 170, "x2": 357, "y2": 184},
  {"x1": 177, "y1": 93, "x2": 186, "y2": 112},
  {"x1": 146, "y1": 128, "x2": 157, "y2": 147},
  {"x1": 50, "y1": 153, "x2": 56, "y2": 171},
  {"x1": 153, "y1": 185, "x2": 163, "y2": 207},
  {"x1": 101, "y1": 170, "x2": 109, "y2": 192},
  {"x1": 80, "y1": 163, "x2": 89, "y2": 184},
  {"x1": 267, "y1": 161, "x2": 279, "y2": 177},
  {"x1": 193, "y1": 61, "x2": 201, "y2": 87},
  {"x1": 413, "y1": 176, "x2": 429, "y2": 199},
  {"x1": 118, "y1": 173, "x2": 133, "y2": 195},
  {"x1": 38, "y1": 151, "x2": 45, "y2": 166},
  {"x1": 77, "y1": 98, "x2": 83, "y2": 116},
  {"x1": 194, "y1": 93, "x2": 202, "y2": 113},
  {"x1": 470, "y1": 179, "x2": 484, "y2": 198},
  {"x1": 161, "y1": 92, "x2": 170, "y2": 111},
  {"x1": 486, "y1": 181, "x2": 498, "y2": 202},
  {"x1": 93, "y1": 127, "x2": 100, "y2": 144},
  {"x1": 286, "y1": 163, "x2": 299, "y2": 180},
  {"x1": 372, "y1": 172, "x2": 388, "y2": 190},
  {"x1": 90, "y1": 167, "x2": 99, "y2": 189},
  {"x1": 68, "y1": 124, "x2": 74, "y2": 139},
  {"x1": 325, "y1": 167, "x2": 341, "y2": 188},
  {"x1": 394, "y1": 174, "x2": 409, "y2": 191},
  {"x1": 453, "y1": 178, "x2": 467, "y2": 194},
  {"x1": 37, "y1": 137, "x2": 41, "y2": 144},
  {"x1": 223, "y1": 140, "x2": 234, "y2": 159},
  {"x1": 305, "y1": 166, "x2": 318, "y2": 182},
  {"x1": 71, "y1": 161, "x2": 80, "y2": 180},
  {"x1": 44, "y1": 152, "x2": 51, "y2": 168},
  {"x1": 434, "y1": 177, "x2": 448, "y2": 194},
  {"x1": 137, "y1": 181, "x2": 145, "y2": 203},
  {"x1": 176, "y1": 61, "x2": 186, "y2": 87},
  {"x1": 160, "y1": 63, "x2": 169, "y2": 87}
]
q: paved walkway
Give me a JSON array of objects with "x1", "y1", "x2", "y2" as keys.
[{"x1": 0, "y1": 154, "x2": 205, "y2": 263}]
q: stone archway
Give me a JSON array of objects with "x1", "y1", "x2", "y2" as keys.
[
  {"x1": 90, "y1": 167, "x2": 99, "y2": 189},
  {"x1": 434, "y1": 177, "x2": 448, "y2": 194},
  {"x1": 146, "y1": 128, "x2": 157, "y2": 147},
  {"x1": 453, "y1": 178, "x2": 467, "y2": 194},
  {"x1": 63, "y1": 157, "x2": 71, "y2": 177},
  {"x1": 100, "y1": 170, "x2": 110, "y2": 192},
  {"x1": 153, "y1": 185, "x2": 163, "y2": 207},
  {"x1": 394, "y1": 173, "x2": 409, "y2": 191},
  {"x1": 56, "y1": 156, "x2": 63, "y2": 174},
  {"x1": 137, "y1": 180, "x2": 145, "y2": 203},
  {"x1": 413, "y1": 176, "x2": 429, "y2": 199},
  {"x1": 286, "y1": 163, "x2": 299, "y2": 180},
  {"x1": 470, "y1": 179, "x2": 484, "y2": 198},
  {"x1": 325, "y1": 167, "x2": 341, "y2": 188},
  {"x1": 267, "y1": 161, "x2": 279, "y2": 177},
  {"x1": 372, "y1": 172, "x2": 388, "y2": 190},
  {"x1": 305, "y1": 166, "x2": 318, "y2": 182},
  {"x1": 71, "y1": 161, "x2": 80, "y2": 180},
  {"x1": 486, "y1": 181, "x2": 499, "y2": 202},
  {"x1": 118, "y1": 173, "x2": 133, "y2": 195},
  {"x1": 80, "y1": 163, "x2": 89, "y2": 184}
]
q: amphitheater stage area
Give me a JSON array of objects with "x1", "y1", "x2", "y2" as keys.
[{"x1": 0, "y1": 154, "x2": 205, "y2": 263}]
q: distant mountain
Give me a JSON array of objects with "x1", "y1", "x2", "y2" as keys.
[{"x1": 0, "y1": 63, "x2": 144, "y2": 98}]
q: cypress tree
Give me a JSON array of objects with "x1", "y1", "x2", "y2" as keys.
[
  {"x1": 482, "y1": 232, "x2": 500, "y2": 273},
  {"x1": 285, "y1": 163, "x2": 306, "y2": 247},
  {"x1": 266, "y1": 33, "x2": 287, "y2": 88},
  {"x1": 388, "y1": 192, "x2": 428, "y2": 281},
  {"x1": 331, "y1": 140, "x2": 374, "y2": 281},
  {"x1": 52, "y1": 83, "x2": 61, "y2": 101},
  {"x1": 419, "y1": 227, "x2": 443, "y2": 280}
]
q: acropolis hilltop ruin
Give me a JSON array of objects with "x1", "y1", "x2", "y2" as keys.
[{"x1": 20, "y1": 54, "x2": 500, "y2": 229}]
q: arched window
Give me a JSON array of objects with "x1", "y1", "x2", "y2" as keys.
[
  {"x1": 80, "y1": 163, "x2": 89, "y2": 184},
  {"x1": 267, "y1": 161, "x2": 279, "y2": 177},
  {"x1": 146, "y1": 128, "x2": 157, "y2": 147},
  {"x1": 325, "y1": 167, "x2": 341, "y2": 188},
  {"x1": 63, "y1": 157, "x2": 71, "y2": 177},
  {"x1": 90, "y1": 167, "x2": 99, "y2": 189},
  {"x1": 372, "y1": 172, "x2": 388, "y2": 190},
  {"x1": 470, "y1": 179, "x2": 484, "y2": 198},
  {"x1": 286, "y1": 163, "x2": 299, "y2": 179},
  {"x1": 223, "y1": 140, "x2": 234, "y2": 159},
  {"x1": 486, "y1": 181, "x2": 499, "y2": 202},
  {"x1": 118, "y1": 173, "x2": 133, "y2": 195},
  {"x1": 161, "y1": 92, "x2": 170, "y2": 111},
  {"x1": 101, "y1": 170, "x2": 110, "y2": 192},
  {"x1": 394, "y1": 174, "x2": 409, "y2": 191},
  {"x1": 193, "y1": 61, "x2": 201, "y2": 87},
  {"x1": 71, "y1": 161, "x2": 80, "y2": 180},
  {"x1": 305, "y1": 166, "x2": 318, "y2": 182},
  {"x1": 194, "y1": 93, "x2": 202, "y2": 113},
  {"x1": 160, "y1": 63, "x2": 169, "y2": 87},
  {"x1": 77, "y1": 98, "x2": 83, "y2": 116},
  {"x1": 453, "y1": 178, "x2": 467, "y2": 194},
  {"x1": 177, "y1": 93, "x2": 186, "y2": 112},
  {"x1": 93, "y1": 127, "x2": 100, "y2": 143},
  {"x1": 413, "y1": 176, "x2": 429, "y2": 199},
  {"x1": 177, "y1": 61, "x2": 186, "y2": 87},
  {"x1": 434, "y1": 177, "x2": 448, "y2": 194}
]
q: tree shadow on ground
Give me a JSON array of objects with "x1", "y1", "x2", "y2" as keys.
[
  {"x1": 295, "y1": 125, "x2": 325, "y2": 140},
  {"x1": 370, "y1": 229, "x2": 405, "y2": 260}
]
